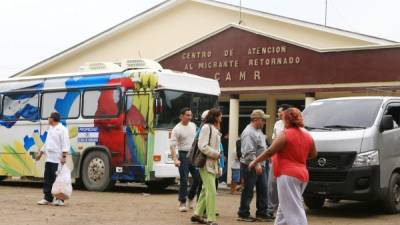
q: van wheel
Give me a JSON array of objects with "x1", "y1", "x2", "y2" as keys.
[
  {"x1": 304, "y1": 196, "x2": 325, "y2": 210},
  {"x1": 383, "y1": 172, "x2": 400, "y2": 214},
  {"x1": 81, "y1": 151, "x2": 115, "y2": 191}
]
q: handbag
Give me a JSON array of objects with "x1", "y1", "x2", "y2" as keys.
[{"x1": 187, "y1": 124, "x2": 212, "y2": 167}]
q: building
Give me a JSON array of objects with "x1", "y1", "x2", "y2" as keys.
[{"x1": 12, "y1": 0, "x2": 400, "y2": 178}]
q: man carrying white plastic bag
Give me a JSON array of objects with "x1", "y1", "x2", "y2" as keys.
[{"x1": 35, "y1": 112, "x2": 70, "y2": 206}]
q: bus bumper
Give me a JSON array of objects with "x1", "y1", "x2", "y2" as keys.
[{"x1": 153, "y1": 163, "x2": 179, "y2": 178}]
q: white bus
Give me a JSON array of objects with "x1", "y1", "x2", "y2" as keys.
[{"x1": 0, "y1": 59, "x2": 220, "y2": 191}]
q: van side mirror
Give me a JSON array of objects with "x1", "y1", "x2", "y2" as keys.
[
  {"x1": 380, "y1": 115, "x2": 394, "y2": 132},
  {"x1": 154, "y1": 97, "x2": 163, "y2": 114}
]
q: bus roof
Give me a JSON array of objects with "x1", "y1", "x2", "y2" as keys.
[{"x1": 0, "y1": 69, "x2": 220, "y2": 96}]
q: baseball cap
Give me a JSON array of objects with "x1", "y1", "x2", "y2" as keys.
[{"x1": 250, "y1": 109, "x2": 270, "y2": 120}]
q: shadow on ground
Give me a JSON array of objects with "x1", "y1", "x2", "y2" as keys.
[
  {"x1": 0, "y1": 180, "x2": 178, "y2": 195},
  {"x1": 306, "y1": 200, "x2": 390, "y2": 219}
]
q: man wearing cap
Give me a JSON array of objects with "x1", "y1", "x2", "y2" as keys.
[
  {"x1": 237, "y1": 109, "x2": 273, "y2": 222},
  {"x1": 36, "y1": 112, "x2": 70, "y2": 206}
]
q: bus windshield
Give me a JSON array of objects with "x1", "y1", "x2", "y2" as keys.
[
  {"x1": 155, "y1": 90, "x2": 218, "y2": 129},
  {"x1": 303, "y1": 99, "x2": 383, "y2": 131}
]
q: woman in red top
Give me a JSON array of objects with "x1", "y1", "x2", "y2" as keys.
[{"x1": 249, "y1": 108, "x2": 317, "y2": 225}]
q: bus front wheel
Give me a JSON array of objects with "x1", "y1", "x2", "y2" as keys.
[
  {"x1": 145, "y1": 178, "x2": 175, "y2": 191},
  {"x1": 81, "y1": 151, "x2": 115, "y2": 191}
]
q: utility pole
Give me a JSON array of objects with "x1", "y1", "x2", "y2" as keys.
[
  {"x1": 239, "y1": 0, "x2": 243, "y2": 24},
  {"x1": 324, "y1": 0, "x2": 328, "y2": 26}
]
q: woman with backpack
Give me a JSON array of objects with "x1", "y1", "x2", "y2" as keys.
[{"x1": 191, "y1": 108, "x2": 222, "y2": 225}]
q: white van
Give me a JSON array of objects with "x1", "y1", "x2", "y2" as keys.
[{"x1": 303, "y1": 97, "x2": 400, "y2": 213}]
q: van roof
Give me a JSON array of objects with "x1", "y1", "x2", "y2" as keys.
[{"x1": 315, "y1": 96, "x2": 400, "y2": 102}]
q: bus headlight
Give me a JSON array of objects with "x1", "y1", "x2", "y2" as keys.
[{"x1": 352, "y1": 150, "x2": 379, "y2": 167}]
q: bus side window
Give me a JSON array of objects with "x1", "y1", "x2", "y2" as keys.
[
  {"x1": 3, "y1": 92, "x2": 39, "y2": 121},
  {"x1": 41, "y1": 91, "x2": 81, "y2": 119},
  {"x1": 82, "y1": 88, "x2": 121, "y2": 118}
]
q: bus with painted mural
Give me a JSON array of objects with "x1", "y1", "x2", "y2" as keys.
[{"x1": 0, "y1": 59, "x2": 220, "y2": 191}]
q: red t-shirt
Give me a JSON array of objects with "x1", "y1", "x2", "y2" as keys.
[{"x1": 273, "y1": 128, "x2": 313, "y2": 182}]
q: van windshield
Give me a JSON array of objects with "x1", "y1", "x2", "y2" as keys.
[{"x1": 303, "y1": 99, "x2": 383, "y2": 130}]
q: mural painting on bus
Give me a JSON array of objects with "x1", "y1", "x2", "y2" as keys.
[
  {"x1": 0, "y1": 83, "x2": 41, "y2": 177},
  {"x1": 0, "y1": 71, "x2": 159, "y2": 181},
  {"x1": 124, "y1": 72, "x2": 158, "y2": 181},
  {"x1": 101, "y1": 71, "x2": 158, "y2": 181},
  {"x1": 0, "y1": 81, "x2": 79, "y2": 177}
]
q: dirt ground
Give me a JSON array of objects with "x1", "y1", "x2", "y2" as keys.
[{"x1": 1, "y1": 181, "x2": 400, "y2": 225}]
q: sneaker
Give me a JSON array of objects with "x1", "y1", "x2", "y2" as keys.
[
  {"x1": 256, "y1": 214, "x2": 275, "y2": 222},
  {"x1": 237, "y1": 216, "x2": 257, "y2": 222},
  {"x1": 191, "y1": 215, "x2": 206, "y2": 224},
  {"x1": 37, "y1": 199, "x2": 50, "y2": 205},
  {"x1": 188, "y1": 199, "x2": 195, "y2": 209},
  {"x1": 52, "y1": 199, "x2": 65, "y2": 206},
  {"x1": 207, "y1": 222, "x2": 218, "y2": 225},
  {"x1": 179, "y1": 202, "x2": 187, "y2": 212}
]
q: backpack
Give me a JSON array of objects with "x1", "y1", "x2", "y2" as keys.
[
  {"x1": 236, "y1": 138, "x2": 242, "y2": 159},
  {"x1": 187, "y1": 125, "x2": 212, "y2": 167}
]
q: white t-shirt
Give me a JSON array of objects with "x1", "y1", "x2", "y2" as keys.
[
  {"x1": 41, "y1": 123, "x2": 70, "y2": 163},
  {"x1": 170, "y1": 122, "x2": 197, "y2": 151},
  {"x1": 272, "y1": 120, "x2": 284, "y2": 140}
]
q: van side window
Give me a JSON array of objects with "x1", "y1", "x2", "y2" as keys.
[
  {"x1": 2, "y1": 92, "x2": 39, "y2": 121},
  {"x1": 41, "y1": 91, "x2": 81, "y2": 119},
  {"x1": 384, "y1": 104, "x2": 400, "y2": 129},
  {"x1": 82, "y1": 88, "x2": 121, "y2": 118}
]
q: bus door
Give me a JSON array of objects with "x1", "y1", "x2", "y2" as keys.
[{"x1": 124, "y1": 92, "x2": 150, "y2": 177}]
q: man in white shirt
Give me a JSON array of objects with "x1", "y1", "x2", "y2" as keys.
[
  {"x1": 170, "y1": 107, "x2": 199, "y2": 212},
  {"x1": 36, "y1": 112, "x2": 70, "y2": 206},
  {"x1": 268, "y1": 104, "x2": 290, "y2": 216}
]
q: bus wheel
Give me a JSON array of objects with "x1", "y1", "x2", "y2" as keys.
[
  {"x1": 81, "y1": 151, "x2": 115, "y2": 191},
  {"x1": 383, "y1": 172, "x2": 400, "y2": 214},
  {"x1": 304, "y1": 196, "x2": 325, "y2": 210},
  {"x1": 145, "y1": 178, "x2": 175, "y2": 191}
]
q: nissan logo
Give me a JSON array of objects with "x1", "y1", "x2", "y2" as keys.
[{"x1": 317, "y1": 158, "x2": 327, "y2": 167}]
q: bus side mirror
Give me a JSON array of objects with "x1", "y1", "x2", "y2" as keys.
[
  {"x1": 380, "y1": 115, "x2": 394, "y2": 132},
  {"x1": 154, "y1": 97, "x2": 163, "y2": 114}
]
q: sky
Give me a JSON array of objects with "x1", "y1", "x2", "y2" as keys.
[{"x1": 0, "y1": 0, "x2": 399, "y2": 78}]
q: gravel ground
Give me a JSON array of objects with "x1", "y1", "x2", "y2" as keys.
[{"x1": 0, "y1": 181, "x2": 399, "y2": 225}]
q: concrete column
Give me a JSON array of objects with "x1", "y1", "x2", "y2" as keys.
[
  {"x1": 227, "y1": 94, "x2": 239, "y2": 185},
  {"x1": 266, "y1": 95, "x2": 276, "y2": 143},
  {"x1": 305, "y1": 92, "x2": 316, "y2": 108}
]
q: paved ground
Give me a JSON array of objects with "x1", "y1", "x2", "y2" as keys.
[{"x1": 0, "y1": 181, "x2": 400, "y2": 225}]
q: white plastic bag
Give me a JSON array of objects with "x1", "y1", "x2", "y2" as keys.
[{"x1": 51, "y1": 165, "x2": 73, "y2": 200}]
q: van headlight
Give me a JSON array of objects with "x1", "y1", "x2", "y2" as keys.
[{"x1": 352, "y1": 150, "x2": 379, "y2": 167}]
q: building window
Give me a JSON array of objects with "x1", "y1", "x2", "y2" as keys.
[
  {"x1": 82, "y1": 88, "x2": 121, "y2": 118},
  {"x1": 2, "y1": 92, "x2": 39, "y2": 121},
  {"x1": 41, "y1": 91, "x2": 81, "y2": 119}
]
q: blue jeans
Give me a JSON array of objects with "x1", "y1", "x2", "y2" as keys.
[
  {"x1": 238, "y1": 163, "x2": 269, "y2": 217},
  {"x1": 178, "y1": 151, "x2": 200, "y2": 203}
]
